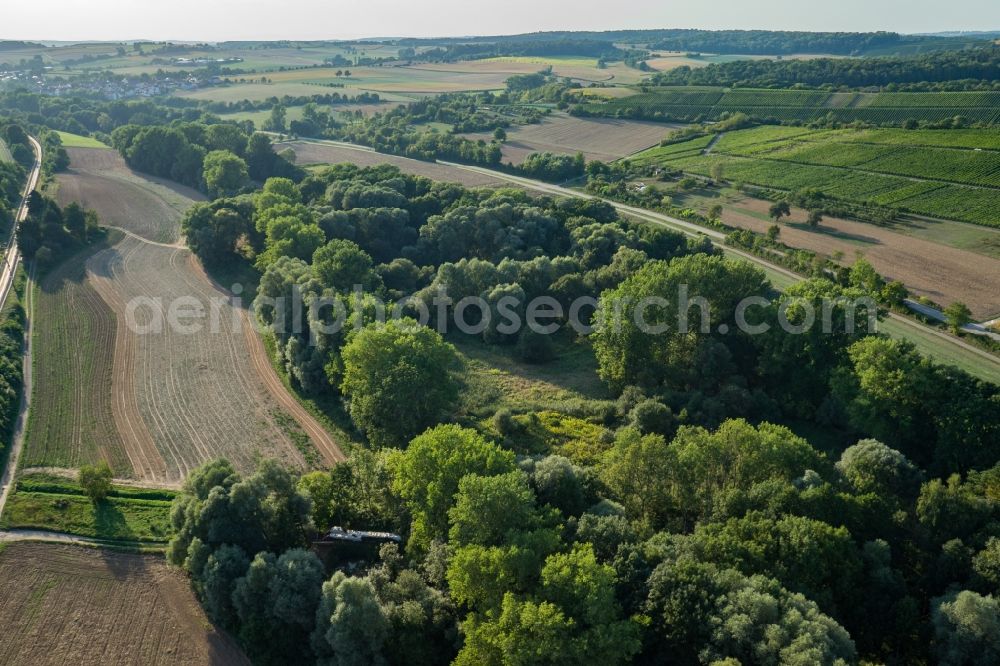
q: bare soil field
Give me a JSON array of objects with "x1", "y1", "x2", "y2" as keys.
[
  {"x1": 54, "y1": 147, "x2": 205, "y2": 244},
  {"x1": 717, "y1": 196, "x2": 1000, "y2": 319},
  {"x1": 0, "y1": 542, "x2": 248, "y2": 665},
  {"x1": 280, "y1": 140, "x2": 510, "y2": 187},
  {"x1": 23, "y1": 238, "x2": 130, "y2": 474},
  {"x1": 86, "y1": 236, "x2": 338, "y2": 481},
  {"x1": 464, "y1": 114, "x2": 677, "y2": 165}
]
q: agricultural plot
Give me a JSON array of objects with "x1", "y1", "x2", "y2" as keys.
[
  {"x1": 0, "y1": 138, "x2": 12, "y2": 163},
  {"x1": 464, "y1": 114, "x2": 675, "y2": 164},
  {"x1": 585, "y1": 86, "x2": 1000, "y2": 125},
  {"x1": 54, "y1": 147, "x2": 204, "y2": 244},
  {"x1": 635, "y1": 127, "x2": 1000, "y2": 228},
  {"x1": 23, "y1": 236, "x2": 129, "y2": 475},
  {"x1": 280, "y1": 140, "x2": 510, "y2": 187},
  {"x1": 0, "y1": 543, "x2": 248, "y2": 665},
  {"x1": 55, "y1": 131, "x2": 107, "y2": 148},
  {"x1": 85, "y1": 236, "x2": 330, "y2": 481},
  {"x1": 700, "y1": 193, "x2": 1000, "y2": 319}
]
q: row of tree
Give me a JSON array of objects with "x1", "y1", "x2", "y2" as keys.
[{"x1": 654, "y1": 45, "x2": 1000, "y2": 91}]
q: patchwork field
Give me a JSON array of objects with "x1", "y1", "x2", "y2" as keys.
[
  {"x1": 280, "y1": 139, "x2": 510, "y2": 187},
  {"x1": 54, "y1": 147, "x2": 204, "y2": 244},
  {"x1": 634, "y1": 126, "x2": 1000, "y2": 228},
  {"x1": 585, "y1": 86, "x2": 1000, "y2": 125},
  {"x1": 35, "y1": 148, "x2": 344, "y2": 483},
  {"x1": 463, "y1": 113, "x2": 676, "y2": 164},
  {"x1": 0, "y1": 542, "x2": 248, "y2": 665}
]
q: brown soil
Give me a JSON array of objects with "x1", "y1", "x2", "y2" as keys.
[
  {"x1": 720, "y1": 196, "x2": 1000, "y2": 319},
  {"x1": 87, "y1": 236, "x2": 337, "y2": 482},
  {"x1": 55, "y1": 147, "x2": 205, "y2": 244},
  {"x1": 0, "y1": 542, "x2": 248, "y2": 665},
  {"x1": 463, "y1": 114, "x2": 678, "y2": 165},
  {"x1": 280, "y1": 141, "x2": 510, "y2": 187}
]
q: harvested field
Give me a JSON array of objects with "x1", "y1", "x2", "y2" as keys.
[
  {"x1": 464, "y1": 114, "x2": 677, "y2": 164},
  {"x1": 54, "y1": 147, "x2": 204, "y2": 244},
  {"x1": 23, "y1": 236, "x2": 129, "y2": 475},
  {"x1": 0, "y1": 542, "x2": 248, "y2": 665},
  {"x1": 279, "y1": 140, "x2": 510, "y2": 187},
  {"x1": 716, "y1": 196, "x2": 1000, "y2": 319}
]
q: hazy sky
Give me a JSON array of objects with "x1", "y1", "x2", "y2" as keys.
[{"x1": 3, "y1": 0, "x2": 997, "y2": 42}]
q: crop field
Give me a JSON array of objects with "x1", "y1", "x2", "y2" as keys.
[
  {"x1": 0, "y1": 542, "x2": 248, "y2": 665},
  {"x1": 54, "y1": 147, "x2": 204, "y2": 244},
  {"x1": 0, "y1": 138, "x2": 12, "y2": 162},
  {"x1": 633, "y1": 126, "x2": 1000, "y2": 228},
  {"x1": 85, "y1": 236, "x2": 336, "y2": 481},
  {"x1": 280, "y1": 139, "x2": 511, "y2": 187},
  {"x1": 23, "y1": 236, "x2": 128, "y2": 474},
  {"x1": 585, "y1": 86, "x2": 1000, "y2": 125},
  {"x1": 463, "y1": 113, "x2": 676, "y2": 164}
]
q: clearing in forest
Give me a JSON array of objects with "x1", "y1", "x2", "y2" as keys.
[{"x1": 0, "y1": 542, "x2": 248, "y2": 666}]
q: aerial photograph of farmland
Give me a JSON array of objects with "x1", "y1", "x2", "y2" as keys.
[{"x1": 1, "y1": 0, "x2": 1000, "y2": 663}]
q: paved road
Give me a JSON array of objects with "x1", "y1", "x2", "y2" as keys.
[
  {"x1": 905, "y1": 298, "x2": 1000, "y2": 342},
  {"x1": 0, "y1": 136, "x2": 41, "y2": 521}
]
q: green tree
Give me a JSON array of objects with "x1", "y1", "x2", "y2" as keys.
[
  {"x1": 340, "y1": 320, "x2": 460, "y2": 447},
  {"x1": 807, "y1": 209, "x2": 823, "y2": 227},
  {"x1": 233, "y1": 548, "x2": 325, "y2": 665},
  {"x1": 944, "y1": 301, "x2": 973, "y2": 333},
  {"x1": 311, "y1": 572, "x2": 389, "y2": 666},
  {"x1": 932, "y1": 590, "x2": 1000, "y2": 665},
  {"x1": 591, "y1": 254, "x2": 769, "y2": 390},
  {"x1": 312, "y1": 239, "x2": 382, "y2": 293},
  {"x1": 265, "y1": 104, "x2": 288, "y2": 133},
  {"x1": 836, "y1": 438, "x2": 923, "y2": 498},
  {"x1": 768, "y1": 199, "x2": 791, "y2": 223},
  {"x1": 391, "y1": 424, "x2": 515, "y2": 548},
  {"x1": 78, "y1": 461, "x2": 113, "y2": 502},
  {"x1": 202, "y1": 149, "x2": 249, "y2": 198}
]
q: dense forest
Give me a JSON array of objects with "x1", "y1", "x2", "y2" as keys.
[
  {"x1": 167, "y1": 160, "x2": 1000, "y2": 664},
  {"x1": 395, "y1": 29, "x2": 971, "y2": 56},
  {"x1": 654, "y1": 45, "x2": 1000, "y2": 90}
]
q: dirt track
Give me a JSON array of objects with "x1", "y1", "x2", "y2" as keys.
[{"x1": 0, "y1": 542, "x2": 248, "y2": 665}]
